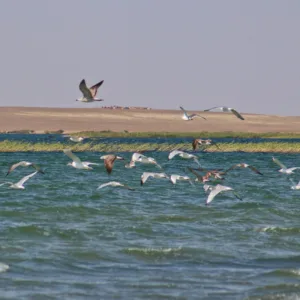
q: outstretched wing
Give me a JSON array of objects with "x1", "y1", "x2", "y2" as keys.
[
  {"x1": 179, "y1": 106, "x2": 189, "y2": 118},
  {"x1": 248, "y1": 165, "x2": 263, "y2": 175},
  {"x1": 97, "y1": 182, "x2": 114, "y2": 189},
  {"x1": 190, "y1": 114, "x2": 207, "y2": 120},
  {"x1": 204, "y1": 106, "x2": 220, "y2": 112},
  {"x1": 272, "y1": 157, "x2": 286, "y2": 169},
  {"x1": 6, "y1": 161, "x2": 25, "y2": 176},
  {"x1": 89, "y1": 80, "x2": 104, "y2": 97},
  {"x1": 16, "y1": 171, "x2": 38, "y2": 186},
  {"x1": 104, "y1": 155, "x2": 116, "y2": 174},
  {"x1": 232, "y1": 191, "x2": 243, "y2": 200},
  {"x1": 186, "y1": 167, "x2": 203, "y2": 182},
  {"x1": 230, "y1": 109, "x2": 245, "y2": 120},
  {"x1": 206, "y1": 188, "x2": 222, "y2": 204},
  {"x1": 141, "y1": 172, "x2": 151, "y2": 185},
  {"x1": 168, "y1": 150, "x2": 183, "y2": 160},
  {"x1": 79, "y1": 79, "x2": 93, "y2": 99},
  {"x1": 63, "y1": 149, "x2": 82, "y2": 163},
  {"x1": 224, "y1": 164, "x2": 239, "y2": 174},
  {"x1": 123, "y1": 184, "x2": 135, "y2": 191},
  {"x1": 289, "y1": 178, "x2": 297, "y2": 186}
]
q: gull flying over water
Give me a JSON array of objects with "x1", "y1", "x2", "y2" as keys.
[
  {"x1": 126, "y1": 153, "x2": 162, "y2": 169},
  {"x1": 70, "y1": 136, "x2": 86, "y2": 142},
  {"x1": 170, "y1": 174, "x2": 193, "y2": 185},
  {"x1": 204, "y1": 106, "x2": 245, "y2": 120},
  {"x1": 64, "y1": 149, "x2": 99, "y2": 170},
  {"x1": 225, "y1": 163, "x2": 263, "y2": 175},
  {"x1": 204, "y1": 184, "x2": 242, "y2": 205},
  {"x1": 0, "y1": 171, "x2": 39, "y2": 189},
  {"x1": 272, "y1": 157, "x2": 300, "y2": 174},
  {"x1": 192, "y1": 138, "x2": 220, "y2": 151},
  {"x1": 100, "y1": 154, "x2": 124, "y2": 174},
  {"x1": 187, "y1": 167, "x2": 224, "y2": 183},
  {"x1": 168, "y1": 150, "x2": 200, "y2": 166},
  {"x1": 97, "y1": 181, "x2": 135, "y2": 191},
  {"x1": 76, "y1": 79, "x2": 104, "y2": 102},
  {"x1": 6, "y1": 161, "x2": 44, "y2": 176},
  {"x1": 289, "y1": 178, "x2": 300, "y2": 190},
  {"x1": 141, "y1": 172, "x2": 169, "y2": 185},
  {"x1": 180, "y1": 106, "x2": 206, "y2": 121}
]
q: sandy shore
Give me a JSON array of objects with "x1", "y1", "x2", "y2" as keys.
[{"x1": 0, "y1": 106, "x2": 300, "y2": 133}]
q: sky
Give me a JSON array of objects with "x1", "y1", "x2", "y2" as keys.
[{"x1": 0, "y1": 0, "x2": 299, "y2": 116}]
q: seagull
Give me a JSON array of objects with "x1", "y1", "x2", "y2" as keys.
[
  {"x1": 192, "y1": 138, "x2": 220, "y2": 151},
  {"x1": 63, "y1": 149, "x2": 99, "y2": 170},
  {"x1": 272, "y1": 157, "x2": 300, "y2": 174},
  {"x1": 76, "y1": 79, "x2": 104, "y2": 102},
  {"x1": 6, "y1": 161, "x2": 44, "y2": 176},
  {"x1": 100, "y1": 154, "x2": 124, "y2": 174},
  {"x1": 168, "y1": 150, "x2": 200, "y2": 166},
  {"x1": 130, "y1": 153, "x2": 162, "y2": 169},
  {"x1": 187, "y1": 167, "x2": 224, "y2": 183},
  {"x1": 97, "y1": 181, "x2": 135, "y2": 191},
  {"x1": 204, "y1": 106, "x2": 245, "y2": 120},
  {"x1": 289, "y1": 178, "x2": 300, "y2": 190},
  {"x1": 0, "y1": 171, "x2": 39, "y2": 189},
  {"x1": 180, "y1": 106, "x2": 206, "y2": 121},
  {"x1": 224, "y1": 163, "x2": 263, "y2": 175},
  {"x1": 125, "y1": 153, "x2": 144, "y2": 168},
  {"x1": 141, "y1": 172, "x2": 169, "y2": 185},
  {"x1": 170, "y1": 174, "x2": 193, "y2": 185},
  {"x1": 69, "y1": 136, "x2": 86, "y2": 142},
  {"x1": 204, "y1": 184, "x2": 242, "y2": 205}
]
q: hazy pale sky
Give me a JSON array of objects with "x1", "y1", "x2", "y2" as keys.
[{"x1": 0, "y1": 0, "x2": 299, "y2": 115}]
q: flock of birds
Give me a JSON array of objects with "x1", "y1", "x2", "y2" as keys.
[{"x1": 2, "y1": 138, "x2": 299, "y2": 204}]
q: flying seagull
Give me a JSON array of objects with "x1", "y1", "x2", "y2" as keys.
[
  {"x1": 97, "y1": 181, "x2": 135, "y2": 191},
  {"x1": 100, "y1": 154, "x2": 124, "y2": 174},
  {"x1": 63, "y1": 149, "x2": 99, "y2": 170},
  {"x1": 168, "y1": 150, "x2": 200, "y2": 166},
  {"x1": 180, "y1": 106, "x2": 206, "y2": 121},
  {"x1": 0, "y1": 171, "x2": 39, "y2": 189},
  {"x1": 6, "y1": 161, "x2": 44, "y2": 176},
  {"x1": 170, "y1": 174, "x2": 193, "y2": 185},
  {"x1": 76, "y1": 79, "x2": 104, "y2": 102},
  {"x1": 140, "y1": 172, "x2": 169, "y2": 185},
  {"x1": 192, "y1": 138, "x2": 220, "y2": 151},
  {"x1": 204, "y1": 184, "x2": 242, "y2": 205},
  {"x1": 187, "y1": 167, "x2": 224, "y2": 183},
  {"x1": 272, "y1": 157, "x2": 300, "y2": 174},
  {"x1": 128, "y1": 153, "x2": 162, "y2": 169},
  {"x1": 224, "y1": 163, "x2": 263, "y2": 175},
  {"x1": 204, "y1": 106, "x2": 244, "y2": 120}
]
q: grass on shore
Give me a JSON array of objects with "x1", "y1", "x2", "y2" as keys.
[{"x1": 1, "y1": 140, "x2": 300, "y2": 153}]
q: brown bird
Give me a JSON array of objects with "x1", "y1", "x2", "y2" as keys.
[
  {"x1": 76, "y1": 79, "x2": 104, "y2": 102},
  {"x1": 224, "y1": 163, "x2": 263, "y2": 175},
  {"x1": 192, "y1": 138, "x2": 220, "y2": 151},
  {"x1": 100, "y1": 155, "x2": 124, "y2": 174}
]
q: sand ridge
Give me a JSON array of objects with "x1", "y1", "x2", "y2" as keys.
[{"x1": 0, "y1": 106, "x2": 299, "y2": 133}]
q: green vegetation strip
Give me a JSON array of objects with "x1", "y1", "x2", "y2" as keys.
[{"x1": 1, "y1": 141, "x2": 300, "y2": 152}]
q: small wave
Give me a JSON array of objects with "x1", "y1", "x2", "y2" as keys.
[
  {"x1": 152, "y1": 215, "x2": 196, "y2": 222},
  {"x1": 256, "y1": 226, "x2": 300, "y2": 233},
  {"x1": 122, "y1": 247, "x2": 183, "y2": 259},
  {"x1": 0, "y1": 262, "x2": 9, "y2": 273}
]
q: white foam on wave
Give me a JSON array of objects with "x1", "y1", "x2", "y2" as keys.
[{"x1": 0, "y1": 262, "x2": 9, "y2": 273}]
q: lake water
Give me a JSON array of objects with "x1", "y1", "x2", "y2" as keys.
[{"x1": 1, "y1": 137, "x2": 300, "y2": 299}]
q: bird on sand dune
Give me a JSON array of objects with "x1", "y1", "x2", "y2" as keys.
[
  {"x1": 76, "y1": 79, "x2": 104, "y2": 102},
  {"x1": 63, "y1": 149, "x2": 99, "y2": 170},
  {"x1": 100, "y1": 154, "x2": 124, "y2": 174},
  {"x1": 0, "y1": 171, "x2": 39, "y2": 189},
  {"x1": 204, "y1": 106, "x2": 244, "y2": 120},
  {"x1": 6, "y1": 161, "x2": 44, "y2": 176},
  {"x1": 180, "y1": 106, "x2": 206, "y2": 121}
]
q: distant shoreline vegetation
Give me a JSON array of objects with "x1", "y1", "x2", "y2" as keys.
[
  {"x1": 1, "y1": 140, "x2": 300, "y2": 153},
  {"x1": 2, "y1": 130, "x2": 300, "y2": 138}
]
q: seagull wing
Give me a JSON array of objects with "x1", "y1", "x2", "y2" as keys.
[
  {"x1": 179, "y1": 106, "x2": 188, "y2": 117},
  {"x1": 31, "y1": 164, "x2": 45, "y2": 174},
  {"x1": 186, "y1": 167, "x2": 203, "y2": 182},
  {"x1": 123, "y1": 184, "x2": 135, "y2": 191},
  {"x1": 0, "y1": 182, "x2": 13, "y2": 187},
  {"x1": 89, "y1": 80, "x2": 104, "y2": 97},
  {"x1": 224, "y1": 164, "x2": 239, "y2": 173},
  {"x1": 168, "y1": 150, "x2": 183, "y2": 160},
  {"x1": 97, "y1": 182, "x2": 114, "y2": 189},
  {"x1": 79, "y1": 79, "x2": 93, "y2": 99},
  {"x1": 192, "y1": 139, "x2": 199, "y2": 150},
  {"x1": 63, "y1": 149, "x2": 82, "y2": 163},
  {"x1": 248, "y1": 165, "x2": 263, "y2": 175},
  {"x1": 272, "y1": 157, "x2": 286, "y2": 169},
  {"x1": 104, "y1": 155, "x2": 116, "y2": 174},
  {"x1": 203, "y1": 106, "x2": 220, "y2": 112},
  {"x1": 141, "y1": 172, "x2": 152, "y2": 185},
  {"x1": 232, "y1": 191, "x2": 243, "y2": 200},
  {"x1": 6, "y1": 161, "x2": 26, "y2": 176},
  {"x1": 16, "y1": 171, "x2": 38, "y2": 186},
  {"x1": 190, "y1": 114, "x2": 207, "y2": 120},
  {"x1": 206, "y1": 185, "x2": 233, "y2": 205},
  {"x1": 289, "y1": 178, "x2": 297, "y2": 186},
  {"x1": 230, "y1": 109, "x2": 245, "y2": 120}
]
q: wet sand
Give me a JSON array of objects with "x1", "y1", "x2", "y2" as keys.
[{"x1": 0, "y1": 106, "x2": 299, "y2": 133}]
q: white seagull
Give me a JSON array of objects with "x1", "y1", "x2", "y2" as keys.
[
  {"x1": 141, "y1": 172, "x2": 169, "y2": 185},
  {"x1": 70, "y1": 136, "x2": 86, "y2": 142},
  {"x1": 6, "y1": 161, "x2": 44, "y2": 176},
  {"x1": 76, "y1": 79, "x2": 104, "y2": 102},
  {"x1": 128, "y1": 153, "x2": 162, "y2": 169},
  {"x1": 289, "y1": 178, "x2": 300, "y2": 190},
  {"x1": 168, "y1": 150, "x2": 200, "y2": 166},
  {"x1": 0, "y1": 171, "x2": 39, "y2": 189},
  {"x1": 97, "y1": 181, "x2": 135, "y2": 191},
  {"x1": 180, "y1": 106, "x2": 206, "y2": 121},
  {"x1": 204, "y1": 106, "x2": 244, "y2": 120},
  {"x1": 204, "y1": 184, "x2": 242, "y2": 205},
  {"x1": 170, "y1": 174, "x2": 194, "y2": 185},
  {"x1": 272, "y1": 157, "x2": 300, "y2": 174},
  {"x1": 63, "y1": 149, "x2": 99, "y2": 170}
]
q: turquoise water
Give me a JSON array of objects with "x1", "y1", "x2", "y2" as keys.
[{"x1": 1, "y1": 141, "x2": 300, "y2": 299}]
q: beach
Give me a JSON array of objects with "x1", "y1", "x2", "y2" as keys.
[{"x1": 1, "y1": 106, "x2": 300, "y2": 134}]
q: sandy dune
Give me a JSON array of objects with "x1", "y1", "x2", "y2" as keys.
[{"x1": 0, "y1": 106, "x2": 299, "y2": 133}]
